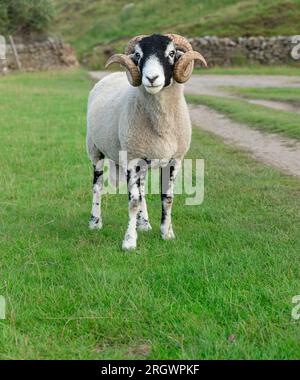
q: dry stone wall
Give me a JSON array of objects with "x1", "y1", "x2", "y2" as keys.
[
  {"x1": 0, "y1": 36, "x2": 78, "y2": 74},
  {"x1": 189, "y1": 36, "x2": 297, "y2": 66}
]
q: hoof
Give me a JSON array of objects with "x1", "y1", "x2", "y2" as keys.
[
  {"x1": 122, "y1": 234, "x2": 137, "y2": 250},
  {"x1": 161, "y1": 225, "x2": 175, "y2": 240}
]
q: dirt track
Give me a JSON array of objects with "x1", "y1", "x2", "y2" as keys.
[
  {"x1": 189, "y1": 104, "x2": 300, "y2": 177},
  {"x1": 89, "y1": 71, "x2": 300, "y2": 177}
]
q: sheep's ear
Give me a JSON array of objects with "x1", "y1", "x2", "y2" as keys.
[
  {"x1": 129, "y1": 53, "x2": 139, "y2": 66},
  {"x1": 175, "y1": 50, "x2": 184, "y2": 62}
]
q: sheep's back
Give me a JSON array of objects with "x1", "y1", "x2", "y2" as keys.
[{"x1": 87, "y1": 72, "x2": 130, "y2": 162}]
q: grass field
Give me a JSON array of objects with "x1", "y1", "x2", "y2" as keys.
[
  {"x1": 194, "y1": 66, "x2": 300, "y2": 76},
  {"x1": 225, "y1": 86, "x2": 300, "y2": 103},
  {"x1": 53, "y1": 0, "x2": 300, "y2": 59},
  {"x1": 187, "y1": 94, "x2": 300, "y2": 140},
  {"x1": 0, "y1": 70, "x2": 300, "y2": 359}
]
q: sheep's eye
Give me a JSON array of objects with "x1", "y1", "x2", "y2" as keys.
[
  {"x1": 169, "y1": 50, "x2": 175, "y2": 58},
  {"x1": 135, "y1": 52, "x2": 140, "y2": 59}
]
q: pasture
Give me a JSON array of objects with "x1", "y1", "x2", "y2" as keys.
[{"x1": 0, "y1": 69, "x2": 300, "y2": 359}]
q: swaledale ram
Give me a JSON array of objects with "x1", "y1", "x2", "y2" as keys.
[{"x1": 87, "y1": 34, "x2": 207, "y2": 250}]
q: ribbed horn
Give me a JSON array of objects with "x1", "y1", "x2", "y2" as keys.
[
  {"x1": 165, "y1": 34, "x2": 207, "y2": 83},
  {"x1": 105, "y1": 54, "x2": 141, "y2": 87},
  {"x1": 173, "y1": 50, "x2": 207, "y2": 83},
  {"x1": 165, "y1": 33, "x2": 193, "y2": 52}
]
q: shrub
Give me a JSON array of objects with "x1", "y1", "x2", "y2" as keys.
[{"x1": 0, "y1": 0, "x2": 55, "y2": 35}]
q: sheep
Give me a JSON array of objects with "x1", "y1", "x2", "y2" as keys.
[{"x1": 86, "y1": 34, "x2": 207, "y2": 250}]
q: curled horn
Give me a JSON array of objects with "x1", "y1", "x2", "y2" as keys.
[
  {"x1": 173, "y1": 50, "x2": 207, "y2": 84},
  {"x1": 166, "y1": 33, "x2": 207, "y2": 83},
  {"x1": 105, "y1": 35, "x2": 148, "y2": 87},
  {"x1": 105, "y1": 54, "x2": 141, "y2": 86},
  {"x1": 165, "y1": 33, "x2": 193, "y2": 52}
]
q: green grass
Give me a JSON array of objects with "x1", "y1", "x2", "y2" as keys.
[
  {"x1": 224, "y1": 86, "x2": 300, "y2": 103},
  {"x1": 195, "y1": 65, "x2": 300, "y2": 76},
  {"x1": 53, "y1": 0, "x2": 300, "y2": 60},
  {"x1": 0, "y1": 69, "x2": 300, "y2": 359},
  {"x1": 187, "y1": 94, "x2": 300, "y2": 139}
]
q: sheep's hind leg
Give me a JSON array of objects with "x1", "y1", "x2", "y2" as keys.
[
  {"x1": 123, "y1": 160, "x2": 144, "y2": 250},
  {"x1": 160, "y1": 159, "x2": 181, "y2": 240},
  {"x1": 89, "y1": 156, "x2": 105, "y2": 230},
  {"x1": 136, "y1": 160, "x2": 152, "y2": 232}
]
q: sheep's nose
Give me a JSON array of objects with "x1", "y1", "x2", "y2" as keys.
[{"x1": 146, "y1": 75, "x2": 159, "y2": 85}]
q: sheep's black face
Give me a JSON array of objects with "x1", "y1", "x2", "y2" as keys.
[{"x1": 131, "y1": 34, "x2": 179, "y2": 94}]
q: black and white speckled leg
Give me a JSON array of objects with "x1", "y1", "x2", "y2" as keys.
[
  {"x1": 89, "y1": 155, "x2": 105, "y2": 230},
  {"x1": 136, "y1": 160, "x2": 152, "y2": 232},
  {"x1": 122, "y1": 160, "x2": 145, "y2": 250},
  {"x1": 160, "y1": 159, "x2": 181, "y2": 240}
]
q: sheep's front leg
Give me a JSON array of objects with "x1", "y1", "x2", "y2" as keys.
[
  {"x1": 123, "y1": 160, "x2": 144, "y2": 250},
  {"x1": 136, "y1": 161, "x2": 152, "y2": 232},
  {"x1": 89, "y1": 157, "x2": 104, "y2": 230},
  {"x1": 137, "y1": 198, "x2": 152, "y2": 231},
  {"x1": 160, "y1": 159, "x2": 181, "y2": 240}
]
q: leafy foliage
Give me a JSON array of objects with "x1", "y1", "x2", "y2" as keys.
[{"x1": 0, "y1": 0, "x2": 55, "y2": 35}]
